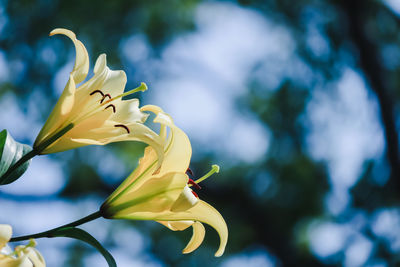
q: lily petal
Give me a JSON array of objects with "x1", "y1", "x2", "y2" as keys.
[
  {"x1": 104, "y1": 172, "x2": 188, "y2": 217},
  {"x1": 158, "y1": 220, "x2": 193, "y2": 231},
  {"x1": 34, "y1": 75, "x2": 76, "y2": 147},
  {"x1": 157, "y1": 220, "x2": 206, "y2": 254},
  {"x1": 116, "y1": 200, "x2": 227, "y2": 257},
  {"x1": 113, "y1": 99, "x2": 148, "y2": 124},
  {"x1": 50, "y1": 28, "x2": 89, "y2": 84},
  {"x1": 147, "y1": 107, "x2": 192, "y2": 175},
  {"x1": 0, "y1": 224, "x2": 11, "y2": 250},
  {"x1": 103, "y1": 109, "x2": 189, "y2": 206},
  {"x1": 25, "y1": 248, "x2": 46, "y2": 267},
  {"x1": 183, "y1": 221, "x2": 206, "y2": 254}
]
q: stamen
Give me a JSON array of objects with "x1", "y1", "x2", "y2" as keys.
[
  {"x1": 194, "y1": 165, "x2": 220, "y2": 185},
  {"x1": 105, "y1": 104, "x2": 116, "y2": 113},
  {"x1": 191, "y1": 191, "x2": 199, "y2": 198},
  {"x1": 90, "y1": 90, "x2": 104, "y2": 96},
  {"x1": 117, "y1": 82, "x2": 148, "y2": 99},
  {"x1": 100, "y1": 94, "x2": 112, "y2": 104},
  {"x1": 188, "y1": 178, "x2": 202, "y2": 190},
  {"x1": 100, "y1": 83, "x2": 148, "y2": 106},
  {"x1": 186, "y1": 168, "x2": 194, "y2": 177},
  {"x1": 114, "y1": 124, "x2": 130, "y2": 134}
]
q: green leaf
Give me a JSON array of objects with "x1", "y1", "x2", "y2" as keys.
[
  {"x1": 51, "y1": 227, "x2": 117, "y2": 267},
  {"x1": 0, "y1": 129, "x2": 33, "y2": 185}
]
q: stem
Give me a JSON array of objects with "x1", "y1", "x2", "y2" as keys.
[
  {"x1": 0, "y1": 149, "x2": 38, "y2": 184},
  {"x1": 35, "y1": 123, "x2": 74, "y2": 153},
  {"x1": 10, "y1": 211, "x2": 102, "y2": 242},
  {"x1": 0, "y1": 123, "x2": 74, "y2": 184}
]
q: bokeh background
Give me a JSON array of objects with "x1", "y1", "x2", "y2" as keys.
[{"x1": 1, "y1": 0, "x2": 400, "y2": 266}]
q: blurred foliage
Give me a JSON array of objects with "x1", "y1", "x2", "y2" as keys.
[{"x1": 3, "y1": 0, "x2": 400, "y2": 266}]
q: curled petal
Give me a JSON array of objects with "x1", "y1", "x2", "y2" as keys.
[
  {"x1": 183, "y1": 221, "x2": 206, "y2": 254},
  {"x1": 114, "y1": 200, "x2": 228, "y2": 257},
  {"x1": 50, "y1": 28, "x2": 89, "y2": 84},
  {"x1": 157, "y1": 200, "x2": 227, "y2": 257},
  {"x1": 157, "y1": 221, "x2": 206, "y2": 254}
]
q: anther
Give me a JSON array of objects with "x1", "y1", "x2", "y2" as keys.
[
  {"x1": 186, "y1": 168, "x2": 194, "y2": 177},
  {"x1": 114, "y1": 124, "x2": 130, "y2": 134},
  {"x1": 100, "y1": 94, "x2": 112, "y2": 104},
  {"x1": 90, "y1": 90, "x2": 104, "y2": 96},
  {"x1": 105, "y1": 104, "x2": 116, "y2": 113},
  {"x1": 188, "y1": 178, "x2": 202, "y2": 190},
  {"x1": 191, "y1": 191, "x2": 199, "y2": 198}
]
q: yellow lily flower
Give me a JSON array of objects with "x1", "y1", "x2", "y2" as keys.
[
  {"x1": 100, "y1": 106, "x2": 228, "y2": 257},
  {"x1": 0, "y1": 224, "x2": 45, "y2": 267},
  {"x1": 33, "y1": 28, "x2": 164, "y2": 162}
]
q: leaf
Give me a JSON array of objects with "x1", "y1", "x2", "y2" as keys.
[
  {"x1": 0, "y1": 129, "x2": 33, "y2": 185},
  {"x1": 51, "y1": 227, "x2": 117, "y2": 267}
]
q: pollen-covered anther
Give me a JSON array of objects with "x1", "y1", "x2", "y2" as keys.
[
  {"x1": 100, "y1": 94, "x2": 112, "y2": 104},
  {"x1": 114, "y1": 124, "x2": 130, "y2": 134},
  {"x1": 105, "y1": 104, "x2": 116, "y2": 113},
  {"x1": 90, "y1": 90, "x2": 105, "y2": 97},
  {"x1": 188, "y1": 178, "x2": 201, "y2": 190},
  {"x1": 191, "y1": 190, "x2": 199, "y2": 198},
  {"x1": 186, "y1": 168, "x2": 194, "y2": 177}
]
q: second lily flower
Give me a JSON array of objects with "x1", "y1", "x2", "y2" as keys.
[{"x1": 101, "y1": 106, "x2": 228, "y2": 257}]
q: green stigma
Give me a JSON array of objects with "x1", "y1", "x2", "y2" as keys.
[{"x1": 194, "y1": 164, "x2": 220, "y2": 184}]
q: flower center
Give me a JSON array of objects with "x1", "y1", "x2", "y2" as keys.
[
  {"x1": 70, "y1": 83, "x2": 147, "y2": 133},
  {"x1": 89, "y1": 89, "x2": 131, "y2": 133},
  {"x1": 185, "y1": 165, "x2": 220, "y2": 198},
  {"x1": 186, "y1": 169, "x2": 201, "y2": 198}
]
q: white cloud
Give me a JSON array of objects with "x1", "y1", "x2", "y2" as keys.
[
  {"x1": 1, "y1": 156, "x2": 65, "y2": 196},
  {"x1": 137, "y1": 2, "x2": 290, "y2": 163},
  {"x1": 371, "y1": 208, "x2": 400, "y2": 252},
  {"x1": 383, "y1": 0, "x2": 400, "y2": 16},
  {"x1": 344, "y1": 235, "x2": 373, "y2": 267},
  {"x1": 220, "y1": 249, "x2": 278, "y2": 267},
  {"x1": 308, "y1": 221, "x2": 350, "y2": 258},
  {"x1": 307, "y1": 68, "x2": 384, "y2": 190},
  {"x1": 0, "y1": 93, "x2": 41, "y2": 142}
]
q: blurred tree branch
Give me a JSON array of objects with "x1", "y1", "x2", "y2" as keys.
[{"x1": 341, "y1": 0, "x2": 400, "y2": 188}]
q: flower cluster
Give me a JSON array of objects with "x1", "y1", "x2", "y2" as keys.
[
  {"x1": 0, "y1": 225, "x2": 45, "y2": 267},
  {"x1": 2, "y1": 28, "x2": 228, "y2": 266}
]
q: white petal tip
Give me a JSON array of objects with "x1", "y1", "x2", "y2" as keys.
[
  {"x1": 214, "y1": 247, "x2": 226, "y2": 257},
  {"x1": 0, "y1": 224, "x2": 12, "y2": 237},
  {"x1": 214, "y1": 252, "x2": 224, "y2": 257}
]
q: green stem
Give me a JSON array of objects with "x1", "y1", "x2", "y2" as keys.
[
  {"x1": 35, "y1": 123, "x2": 74, "y2": 153},
  {"x1": 10, "y1": 211, "x2": 102, "y2": 242},
  {"x1": 0, "y1": 149, "x2": 38, "y2": 184},
  {"x1": 0, "y1": 123, "x2": 74, "y2": 184}
]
